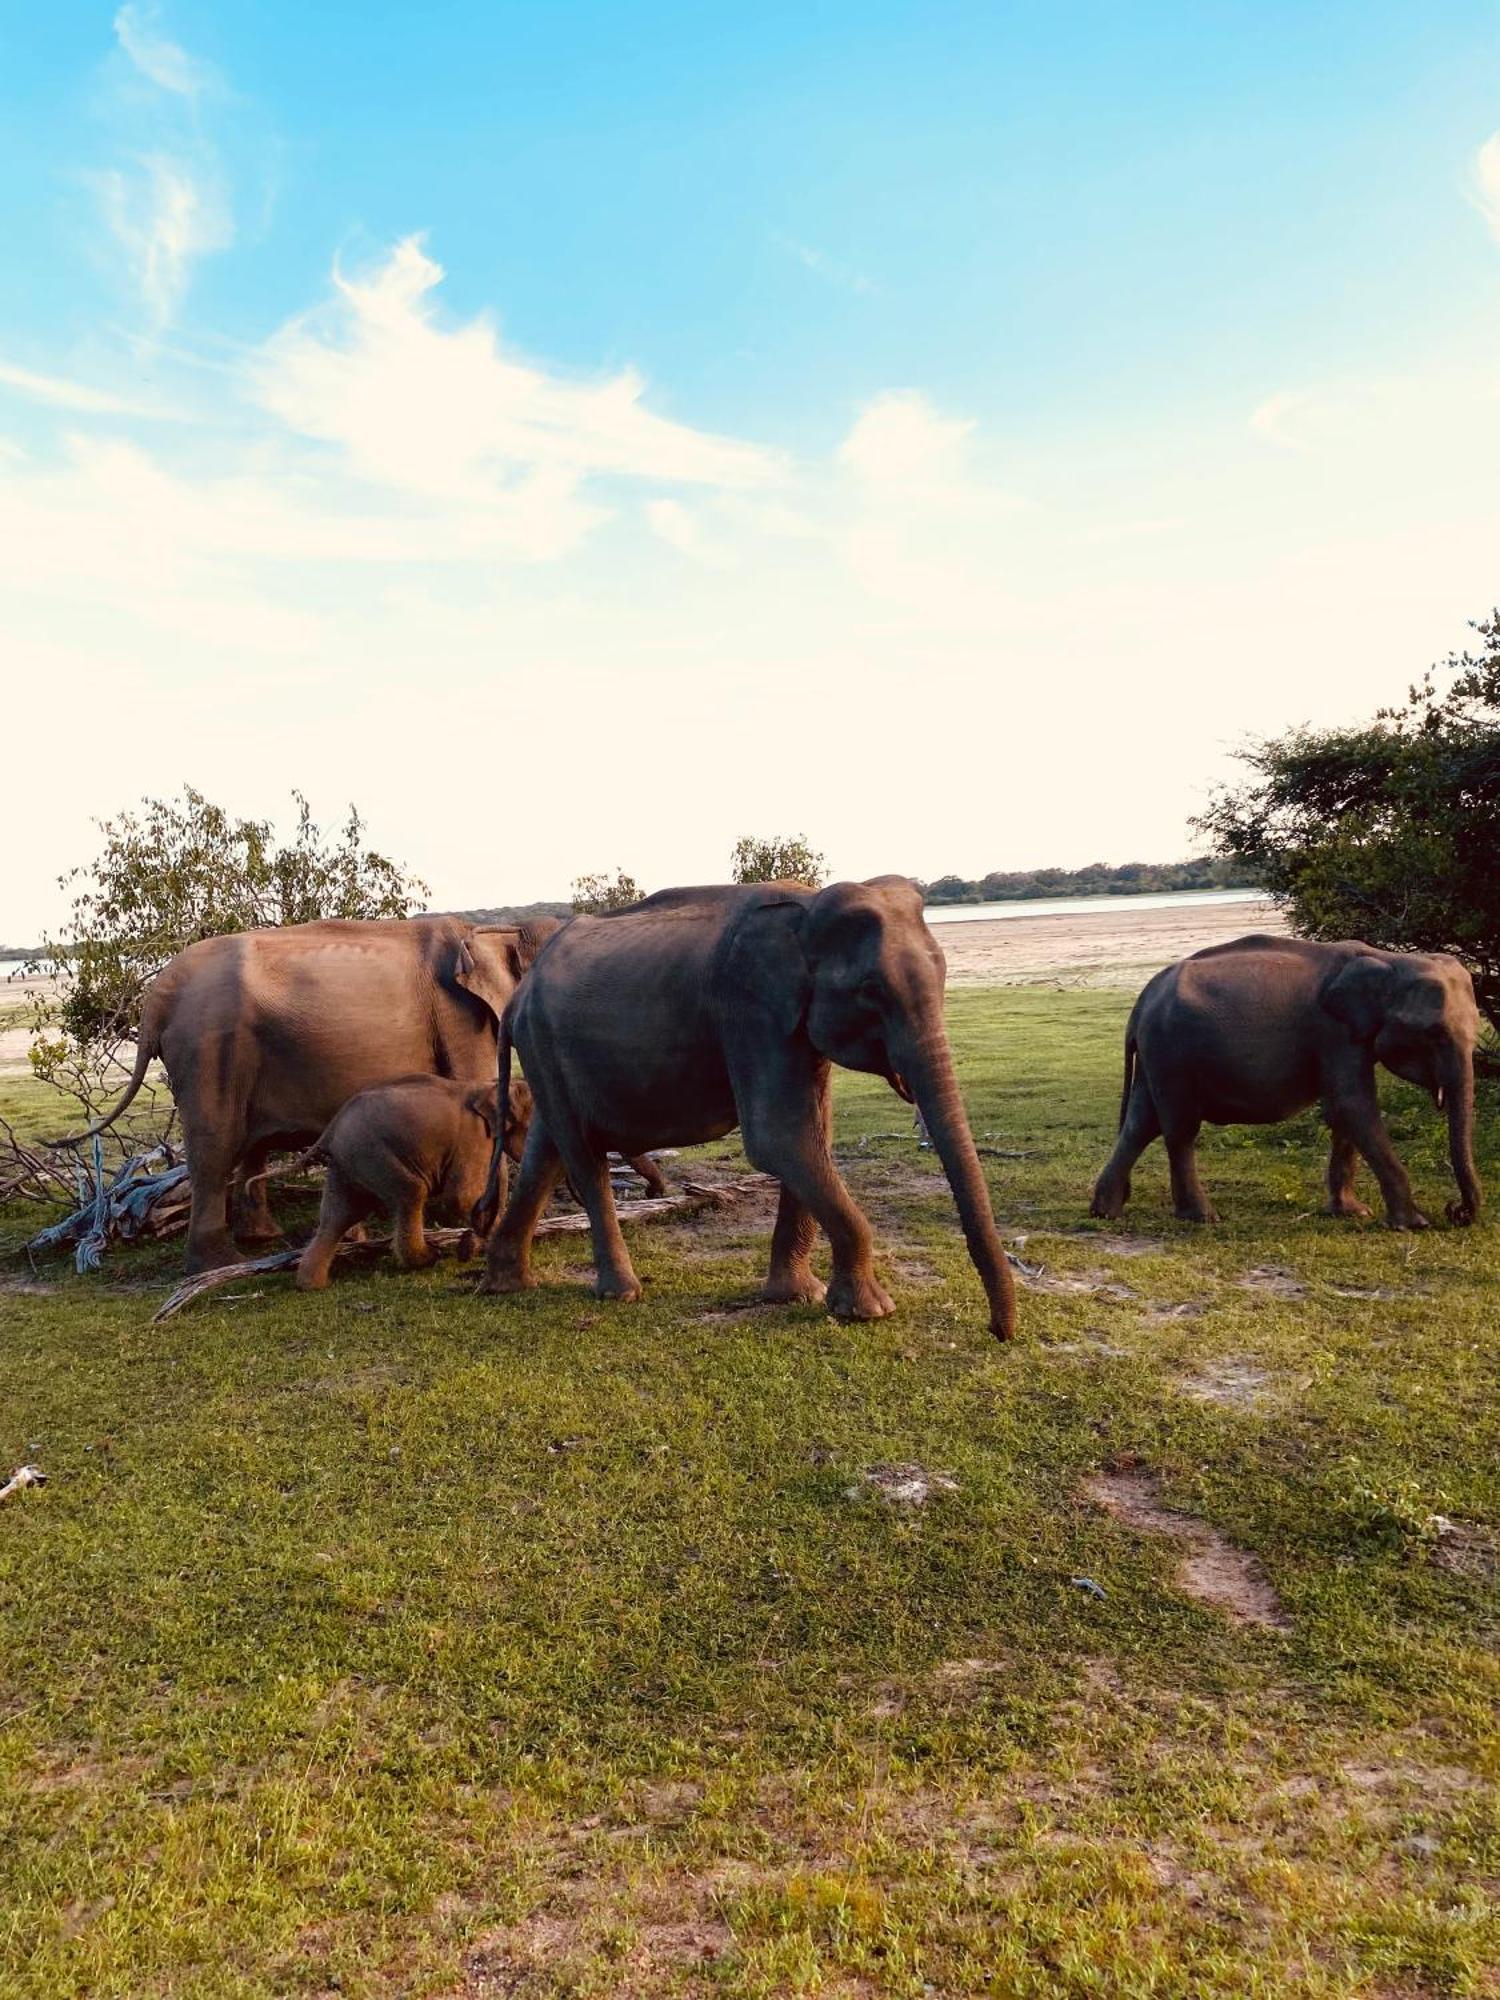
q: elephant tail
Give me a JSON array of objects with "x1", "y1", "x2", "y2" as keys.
[
  {"x1": 57, "y1": 992, "x2": 164, "y2": 1144},
  {"x1": 1117, "y1": 1025, "x2": 1138, "y2": 1132},
  {"x1": 470, "y1": 1009, "x2": 514, "y2": 1240}
]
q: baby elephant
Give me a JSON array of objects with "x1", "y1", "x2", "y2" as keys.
[
  {"x1": 296, "y1": 1074, "x2": 535, "y2": 1290},
  {"x1": 1091, "y1": 935, "x2": 1482, "y2": 1230}
]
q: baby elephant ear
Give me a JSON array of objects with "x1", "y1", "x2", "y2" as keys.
[
  {"x1": 1321, "y1": 956, "x2": 1394, "y2": 1042},
  {"x1": 463, "y1": 1082, "x2": 499, "y2": 1136}
]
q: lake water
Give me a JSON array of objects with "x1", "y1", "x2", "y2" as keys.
[{"x1": 922, "y1": 888, "x2": 1272, "y2": 925}]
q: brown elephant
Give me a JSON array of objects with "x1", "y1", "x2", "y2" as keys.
[
  {"x1": 1091, "y1": 935, "x2": 1482, "y2": 1228},
  {"x1": 83, "y1": 915, "x2": 559, "y2": 1272},
  {"x1": 473, "y1": 878, "x2": 1017, "y2": 1339},
  {"x1": 294, "y1": 1074, "x2": 535, "y2": 1289}
]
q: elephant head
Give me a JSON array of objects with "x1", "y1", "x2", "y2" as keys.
[
  {"x1": 463, "y1": 1077, "x2": 534, "y2": 1163},
  {"x1": 452, "y1": 920, "x2": 561, "y2": 1024},
  {"x1": 1322, "y1": 951, "x2": 1482, "y2": 1224},
  {"x1": 767, "y1": 875, "x2": 1016, "y2": 1337}
]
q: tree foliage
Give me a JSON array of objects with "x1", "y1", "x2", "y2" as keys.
[
  {"x1": 1195, "y1": 610, "x2": 1500, "y2": 1034},
  {"x1": 27, "y1": 788, "x2": 427, "y2": 1135},
  {"x1": 571, "y1": 869, "x2": 643, "y2": 914},
  {"x1": 920, "y1": 856, "x2": 1257, "y2": 906},
  {"x1": 730, "y1": 833, "x2": 827, "y2": 889}
]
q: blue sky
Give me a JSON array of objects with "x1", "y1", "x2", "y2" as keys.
[{"x1": 4, "y1": 3, "x2": 1500, "y2": 933}]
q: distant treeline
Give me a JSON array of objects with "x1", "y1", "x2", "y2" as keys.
[
  {"x1": 918, "y1": 858, "x2": 1262, "y2": 906},
  {"x1": 451, "y1": 901, "x2": 574, "y2": 927}
]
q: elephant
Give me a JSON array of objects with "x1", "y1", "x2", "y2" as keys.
[
  {"x1": 1090, "y1": 935, "x2": 1482, "y2": 1229},
  {"x1": 472, "y1": 877, "x2": 1018, "y2": 1339},
  {"x1": 82, "y1": 915, "x2": 560, "y2": 1273},
  {"x1": 293, "y1": 1074, "x2": 535, "y2": 1289}
]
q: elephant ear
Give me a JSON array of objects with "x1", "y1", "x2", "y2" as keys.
[
  {"x1": 452, "y1": 927, "x2": 526, "y2": 1022},
  {"x1": 1321, "y1": 956, "x2": 1395, "y2": 1042},
  {"x1": 463, "y1": 1082, "x2": 499, "y2": 1138},
  {"x1": 720, "y1": 898, "x2": 814, "y2": 1037}
]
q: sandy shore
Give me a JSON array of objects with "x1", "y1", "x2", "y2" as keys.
[{"x1": 934, "y1": 895, "x2": 1288, "y2": 988}]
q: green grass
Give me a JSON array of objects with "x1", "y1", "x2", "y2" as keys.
[{"x1": 1, "y1": 988, "x2": 1497, "y2": 1997}]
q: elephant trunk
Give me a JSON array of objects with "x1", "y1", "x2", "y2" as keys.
[
  {"x1": 896, "y1": 1023, "x2": 1018, "y2": 1340},
  {"x1": 1443, "y1": 1047, "x2": 1482, "y2": 1225}
]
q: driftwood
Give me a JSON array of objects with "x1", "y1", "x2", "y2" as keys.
[
  {"x1": 151, "y1": 1173, "x2": 778, "y2": 1322},
  {"x1": 23, "y1": 1150, "x2": 190, "y2": 1273}
]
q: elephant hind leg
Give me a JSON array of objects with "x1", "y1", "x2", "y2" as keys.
[
  {"x1": 232, "y1": 1141, "x2": 285, "y2": 1246},
  {"x1": 389, "y1": 1178, "x2": 437, "y2": 1271},
  {"x1": 296, "y1": 1169, "x2": 370, "y2": 1291},
  {"x1": 1091, "y1": 1081, "x2": 1161, "y2": 1219},
  {"x1": 182, "y1": 1124, "x2": 247, "y2": 1275}
]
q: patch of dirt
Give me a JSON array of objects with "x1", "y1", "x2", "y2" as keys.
[
  {"x1": 1030, "y1": 1231, "x2": 1167, "y2": 1258},
  {"x1": 460, "y1": 1903, "x2": 733, "y2": 1997},
  {"x1": 933, "y1": 1657, "x2": 1006, "y2": 1686},
  {"x1": 1237, "y1": 1265, "x2": 1307, "y2": 1300},
  {"x1": 0, "y1": 1278, "x2": 58, "y2": 1295},
  {"x1": 1430, "y1": 1518, "x2": 1498, "y2": 1581},
  {"x1": 1140, "y1": 1300, "x2": 1208, "y2": 1324},
  {"x1": 1009, "y1": 1257, "x2": 1139, "y2": 1304},
  {"x1": 849, "y1": 1462, "x2": 959, "y2": 1506},
  {"x1": 1083, "y1": 1470, "x2": 1290, "y2": 1631},
  {"x1": 1177, "y1": 1358, "x2": 1293, "y2": 1412},
  {"x1": 1326, "y1": 1282, "x2": 1423, "y2": 1302},
  {"x1": 1044, "y1": 1334, "x2": 1128, "y2": 1358}
]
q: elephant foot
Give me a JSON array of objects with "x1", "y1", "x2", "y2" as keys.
[
  {"x1": 397, "y1": 1248, "x2": 438, "y2": 1273},
  {"x1": 1089, "y1": 1183, "x2": 1127, "y2": 1220},
  {"x1": 1173, "y1": 1203, "x2": 1220, "y2": 1225},
  {"x1": 1446, "y1": 1200, "x2": 1479, "y2": 1227},
  {"x1": 295, "y1": 1264, "x2": 331, "y2": 1292},
  {"x1": 235, "y1": 1229, "x2": 288, "y2": 1250},
  {"x1": 762, "y1": 1269, "x2": 828, "y2": 1306},
  {"x1": 183, "y1": 1236, "x2": 246, "y2": 1276},
  {"x1": 595, "y1": 1271, "x2": 644, "y2": 1303},
  {"x1": 1385, "y1": 1208, "x2": 1430, "y2": 1232},
  {"x1": 827, "y1": 1272, "x2": 896, "y2": 1322},
  {"x1": 480, "y1": 1261, "x2": 537, "y2": 1295},
  {"x1": 1326, "y1": 1197, "x2": 1373, "y2": 1220}
]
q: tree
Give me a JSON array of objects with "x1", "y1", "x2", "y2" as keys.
[
  {"x1": 1195, "y1": 610, "x2": 1500, "y2": 1038},
  {"x1": 730, "y1": 833, "x2": 827, "y2": 889},
  {"x1": 24, "y1": 788, "x2": 427, "y2": 1143},
  {"x1": 571, "y1": 868, "x2": 643, "y2": 914}
]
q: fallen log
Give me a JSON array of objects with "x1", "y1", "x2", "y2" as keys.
[{"x1": 151, "y1": 1173, "x2": 778, "y2": 1322}]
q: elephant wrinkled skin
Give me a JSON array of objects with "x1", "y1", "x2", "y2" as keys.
[
  {"x1": 1091, "y1": 934, "x2": 1482, "y2": 1229},
  {"x1": 475, "y1": 878, "x2": 1017, "y2": 1339},
  {"x1": 295, "y1": 1073, "x2": 534, "y2": 1290},
  {"x1": 83, "y1": 915, "x2": 559, "y2": 1272}
]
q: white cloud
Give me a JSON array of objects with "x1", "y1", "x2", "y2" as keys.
[
  {"x1": 95, "y1": 154, "x2": 232, "y2": 323},
  {"x1": 837, "y1": 390, "x2": 975, "y2": 488},
  {"x1": 113, "y1": 4, "x2": 211, "y2": 96},
  {"x1": 1471, "y1": 131, "x2": 1500, "y2": 242},
  {"x1": 646, "y1": 498, "x2": 711, "y2": 559},
  {"x1": 0, "y1": 357, "x2": 173, "y2": 419},
  {"x1": 253, "y1": 237, "x2": 779, "y2": 557}
]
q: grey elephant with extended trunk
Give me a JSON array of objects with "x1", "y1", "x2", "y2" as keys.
[
  {"x1": 83, "y1": 915, "x2": 559, "y2": 1273},
  {"x1": 473, "y1": 877, "x2": 1017, "y2": 1339},
  {"x1": 294, "y1": 1074, "x2": 535, "y2": 1290},
  {"x1": 1091, "y1": 935, "x2": 1482, "y2": 1229}
]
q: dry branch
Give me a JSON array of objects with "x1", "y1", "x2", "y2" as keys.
[{"x1": 151, "y1": 1173, "x2": 777, "y2": 1322}]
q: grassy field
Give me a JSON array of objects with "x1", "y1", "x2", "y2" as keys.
[{"x1": 1, "y1": 987, "x2": 1497, "y2": 1998}]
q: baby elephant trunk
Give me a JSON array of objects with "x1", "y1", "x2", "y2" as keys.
[{"x1": 899, "y1": 1028, "x2": 1018, "y2": 1340}]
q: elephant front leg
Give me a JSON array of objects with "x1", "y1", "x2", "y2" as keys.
[
  {"x1": 1328, "y1": 1071, "x2": 1429, "y2": 1229},
  {"x1": 481, "y1": 1123, "x2": 566, "y2": 1294},
  {"x1": 1323, "y1": 1128, "x2": 1373, "y2": 1218},
  {"x1": 763, "y1": 1185, "x2": 827, "y2": 1304},
  {"x1": 741, "y1": 1076, "x2": 892, "y2": 1322}
]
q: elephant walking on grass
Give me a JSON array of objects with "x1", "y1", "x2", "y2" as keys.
[
  {"x1": 80, "y1": 915, "x2": 559, "y2": 1272},
  {"x1": 473, "y1": 878, "x2": 1017, "y2": 1339},
  {"x1": 293, "y1": 1074, "x2": 534, "y2": 1290},
  {"x1": 1091, "y1": 935, "x2": 1482, "y2": 1229}
]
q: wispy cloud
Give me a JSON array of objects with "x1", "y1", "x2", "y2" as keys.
[
  {"x1": 1249, "y1": 388, "x2": 1313, "y2": 450},
  {"x1": 94, "y1": 154, "x2": 232, "y2": 324},
  {"x1": 0, "y1": 357, "x2": 174, "y2": 419},
  {"x1": 113, "y1": 4, "x2": 212, "y2": 97},
  {"x1": 255, "y1": 237, "x2": 779, "y2": 557},
  {"x1": 1470, "y1": 131, "x2": 1500, "y2": 242},
  {"x1": 774, "y1": 232, "x2": 876, "y2": 295}
]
